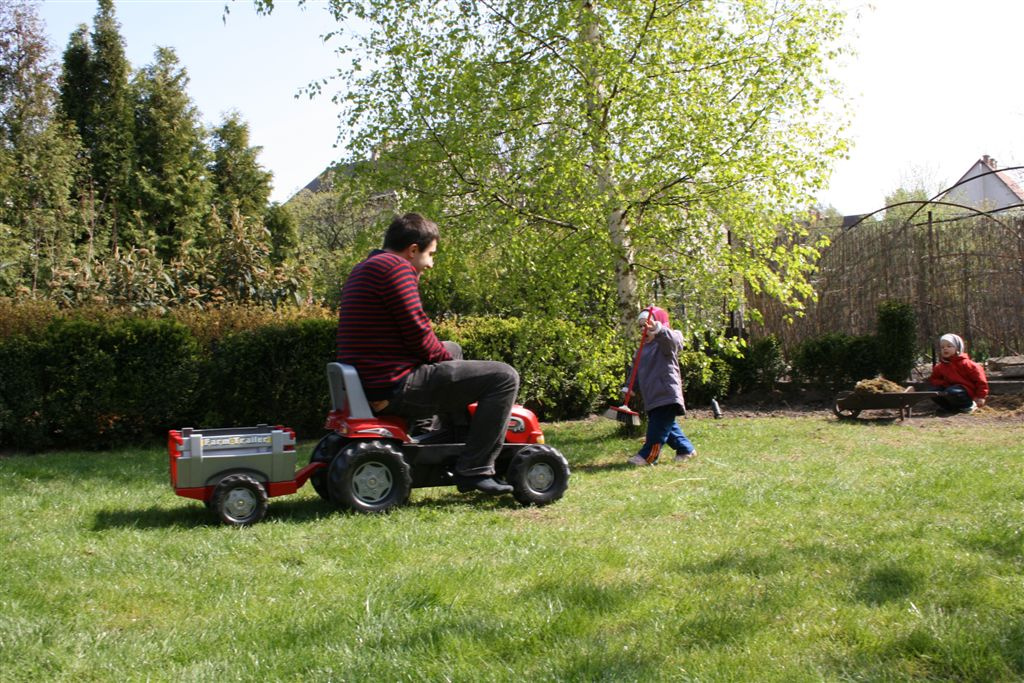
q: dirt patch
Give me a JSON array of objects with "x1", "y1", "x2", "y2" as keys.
[{"x1": 703, "y1": 388, "x2": 1023, "y2": 424}]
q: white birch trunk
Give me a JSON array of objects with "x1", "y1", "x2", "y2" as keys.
[{"x1": 582, "y1": 1, "x2": 638, "y2": 331}]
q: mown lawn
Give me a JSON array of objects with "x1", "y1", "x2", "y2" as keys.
[{"x1": 1, "y1": 414, "x2": 1021, "y2": 682}]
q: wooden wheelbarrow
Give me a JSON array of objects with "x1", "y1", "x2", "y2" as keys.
[{"x1": 832, "y1": 390, "x2": 940, "y2": 420}]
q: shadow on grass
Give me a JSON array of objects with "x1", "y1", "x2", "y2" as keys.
[
  {"x1": 404, "y1": 490, "x2": 529, "y2": 512},
  {"x1": 833, "y1": 415, "x2": 903, "y2": 426},
  {"x1": 91, "y1": 496, "x2": 335, "y2": 530},
  {"x1": 673, "y1": 547, "x2": 795, "y2": 578},
  {"x1": 959, "y1": 521, "x2": 1024, "y2": 562},
  {"x1": 91, "y1": 486, "x2": 525, "y2": 530},
  {"x1": 855, "y1": 565, "x2": 922, "y2": 605},
  {"x1": 572, "y1": 461, "x2": 642, "y2": 473},
  {"x1": 824, "y1": 611, "x2": 1024, "y2": 680}
]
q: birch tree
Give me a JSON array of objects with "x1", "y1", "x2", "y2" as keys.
[{"x1": 266, "y1": 0, "x2": 849, "y2": 335}]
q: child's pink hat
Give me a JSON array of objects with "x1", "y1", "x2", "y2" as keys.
[{"x1": 638, "y1": 306, "x2": 670, "y2": 325}]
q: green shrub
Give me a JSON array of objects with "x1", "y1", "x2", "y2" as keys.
[
  {"x1": 201, "y1": 319, "x2": 336, "y2": 437},
  {"x1": 679, "y1": 351, "x2": 732, "y2": 406},
  {"x1": 727, "y1": 336, "x2": 785, "y2": 394},
  {"x1": 791, "y1": 332, "x2": 880, "y2": 390},
  {"x1": 436, "y1": 316, "x2": 620, "y2": 420},
  {"x1": 0, "y1": 318, "x2": 200, "y2": 450},
  {"x1": 876, "y1": 300, "x2": 916, "y2": 381},
  {"x1": 0, "y1": 335, "x2": 48, "y2": 450}
]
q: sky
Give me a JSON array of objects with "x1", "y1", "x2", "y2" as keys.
[{"x1": 35, "y1": 0, "x2": 1024, "y2": 213}]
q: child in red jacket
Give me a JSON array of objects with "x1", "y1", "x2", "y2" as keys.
[{"x1": 928, "y1": 333, "x2": 988, "y2": 413}]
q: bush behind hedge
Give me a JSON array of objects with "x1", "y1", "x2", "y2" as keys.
[
  {"x1": 725, "y1": 335, "x2": 785, "y2": 395},
  {"x1": 876, "y1": 300, "x2": 917, "y2": 381}
]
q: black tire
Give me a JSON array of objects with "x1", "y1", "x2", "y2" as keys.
[
  {"x1": 506, "y1": 445, "x2": 570, "y2": 507},
  {"x1": 212, "y1": 473, "x2": 269, "y2": 526},
  {"x1": 832, "y1": 391, "x2": 861, "y2": 419},
  {"x1": 309, "y1": 432, "x2": 345, "y2": 503},
  {"x1": 328, "y1": 440, "x2": 411, "y2": 513}
]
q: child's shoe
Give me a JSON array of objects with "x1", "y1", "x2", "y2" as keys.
[
  {"x1": 628, "y1": 454, "x2": 651, "y2": 467},
  {"x1": 674, "y1": 450, "x2": 696, "y2": 463},
  {"x1": 961, "y1": 402, "x2": 978, "y2": 414}
]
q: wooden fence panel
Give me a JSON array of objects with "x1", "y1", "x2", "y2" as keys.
[{"x1": 749, "y1": 212, "x2": 1024, "y2": 358}]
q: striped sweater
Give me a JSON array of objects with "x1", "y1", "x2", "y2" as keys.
[{"x1": 336, "y1": 250, "x2": 452, "y2": 396}]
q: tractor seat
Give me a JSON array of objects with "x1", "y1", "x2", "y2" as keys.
[{"x1": 325, "y1": 363, "x2": 375, "y2": 419}]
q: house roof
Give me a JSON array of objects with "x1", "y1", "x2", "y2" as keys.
[
  {"x1": 995, "y1": 166, "x2": 1024, "y2": 201},
  {"x1": 945, "y1": 155, "x2": 1024, "y2": 207}
]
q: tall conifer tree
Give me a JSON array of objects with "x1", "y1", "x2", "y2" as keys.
[
  {"x1": 209, "y1": 112, "x2": 271, "y2": 225},
  {"x1": 59, "y1": 0, "x2": 136, "y2": 251},
  {"x1": 0, "y1": 0, "x2": 82, "y2": 295},
  {"x1": 132, "y1": 46, "x2": 211, "y2": 259}
]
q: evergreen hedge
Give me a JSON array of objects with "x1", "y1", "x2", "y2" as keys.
[
  {"x1": 8, "y1": 299, "x2": 912, "y2": 451},
  {"x1": 790, "y1": 332, "x2": 880, "y2": 390},
  {"x1": 0, "y1": 318, "x2": 200, "y2": 450},
  {"x1": 0, "y1": 308, "x2": 627, "y2": 450}
]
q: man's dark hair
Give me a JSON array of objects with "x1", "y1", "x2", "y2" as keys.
[{"x1": 383, "y1": 213, "x2": 440, "y2": 251}]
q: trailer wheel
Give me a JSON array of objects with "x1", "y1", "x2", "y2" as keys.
[
  {"x1": 328, "y1": 440, "x2": 411, "y2": 513},
  {"x1": 832, "y1": 391, "x2": 861, "y2": 419},
  {"x1": 506, "y1": 445, "x2": 570, "y2": 507},
  {"x1": 212, "y1": 473, "x2": 268, "y2": 526},
  {"x1": 309, "y1": 432, "x2": 344, "y2": 503}
]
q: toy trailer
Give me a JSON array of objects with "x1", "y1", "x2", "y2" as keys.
[{"x1": 167, "y1": 424, "x2": 324, "y2": 526}]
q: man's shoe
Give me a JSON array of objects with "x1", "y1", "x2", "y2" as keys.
[
  {"x1": 674, "y1": 450, "x2": 696, "y2": 463},
  {"x1": 453, "y1": 474, "x2": 513, "y2": 495},
  {"x1": 961, "y1": 402, "x2": 978, "y2": 414},
  {"x1": 628, "y1": 454, "x2": 651, "y2": 467}
]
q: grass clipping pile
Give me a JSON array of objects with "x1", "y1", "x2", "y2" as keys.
[
  {"x1": 978, "y1": 394, "x2": 1024, "y2": 417},
  {"x1": 853, "y1": 377, "x2": 905, "y2": 394}
]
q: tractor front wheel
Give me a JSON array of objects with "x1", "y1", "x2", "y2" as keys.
[{"x1": 506, "y1": 445, "x2": 570, "y2": 507}]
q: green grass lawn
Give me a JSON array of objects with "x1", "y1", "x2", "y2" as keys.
[{"x1": 1, "y1": 415, "x2": 1022, "y2": 682}]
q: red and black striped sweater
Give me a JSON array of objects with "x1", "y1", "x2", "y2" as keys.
[{"x1": 336, "y1": 250, "x2": 452, "y2": 398}]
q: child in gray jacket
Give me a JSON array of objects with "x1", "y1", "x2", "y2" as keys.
[{"x1": 628, "y1": 306, "x2": 697, "y2": 466}]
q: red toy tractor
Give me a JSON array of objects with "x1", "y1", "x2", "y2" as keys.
[{"x1": 307, "y1": 363, "x2": 571, "y2": 512}]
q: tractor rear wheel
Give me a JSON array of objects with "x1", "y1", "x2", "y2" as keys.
[
  {"x1": 328, "y1": 440, "x2": 411, "y2": 513},
  {"x1": 309, "y1": 432, "x2": 344, "y2": 503}
]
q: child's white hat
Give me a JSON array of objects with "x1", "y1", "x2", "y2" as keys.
[{"x1": 939, "y1": 333, "x2": 964, "y2": 354}]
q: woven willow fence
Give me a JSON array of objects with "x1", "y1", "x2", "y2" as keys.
[{"x1": 750, "y1": 209, "x2": 1024, "y2": 360}]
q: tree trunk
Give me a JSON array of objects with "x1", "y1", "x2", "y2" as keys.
[
  {"x1": 607, "y1": 207, "x2": 638, "y2": 329},
  {"x1": 581, "y1": 1, "x2": 638, "y2": 330}
]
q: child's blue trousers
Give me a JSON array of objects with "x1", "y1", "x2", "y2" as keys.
[{"x1": 638, "y1": 404, "x2": 694, "y2": 463}]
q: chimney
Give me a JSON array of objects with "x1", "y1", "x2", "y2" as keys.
[{"x1": 982, "y1": 154, "x2": 997, "y2": 169}]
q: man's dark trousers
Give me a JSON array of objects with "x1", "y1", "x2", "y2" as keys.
[{"x1": 384, "y1": 343, "x2": 519, "y2": 477}]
